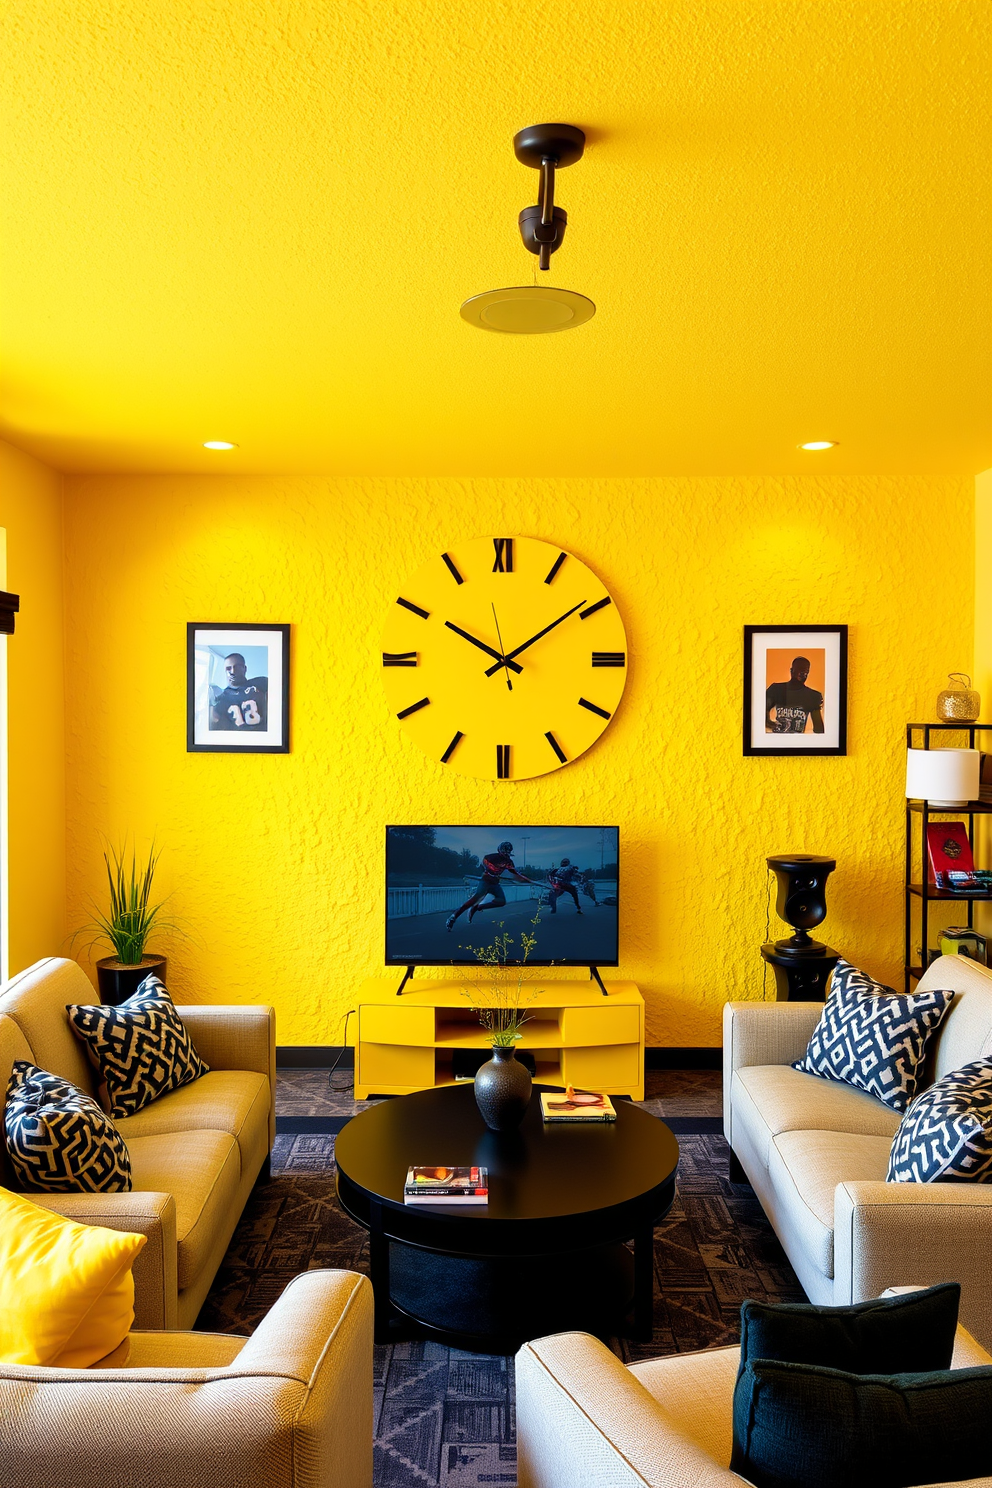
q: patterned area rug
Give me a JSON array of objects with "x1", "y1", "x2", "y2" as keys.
[{"x1": 196, "y1": 1127, "x2": 804, "y2": 1487}]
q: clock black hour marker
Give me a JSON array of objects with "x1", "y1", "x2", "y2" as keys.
[
  {"x1": 397, "y1": 597, "x2": 430, "y2": 619},
  {"x1": 580, "y1": 596, "x2": 611, "y2": 620},
  {"x1": 397, "y1": 697, "x2": 430, "y2": 719},
  {"x1": 383, "y1": 652, "x2": 417, "y2": 667},
  {"x1": 441, "y1": 730, "x2": 464, "y2": 763},
  {"x1": 578, "y1": 697, "x2": 612, "y2": 720},
  {"x1": 592, "y1": 652, "x2": 625, "y2": 667},
  {"x1": 492, "y1": 538, "x2": 514, "y2": 573},
  {"x1": 545, "y1": 731, "x2": 567, "y2": 763},
  {"x1": 496, "y1": 744, "x2": 511, "y2": 779},
  {"x1": 441, "y1": 552, "x2": 464, "y2": 585},
  {"x1": 544, "y1": 552, "x2": 567, "y2": 585}
]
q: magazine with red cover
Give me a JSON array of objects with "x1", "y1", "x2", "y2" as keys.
[{"x1": 926, "y1": 822, "x2": 974, "y2": 883}]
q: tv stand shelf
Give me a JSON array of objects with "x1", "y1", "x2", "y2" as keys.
[{"x1": 355, "y1": 978, "x2": 644, "y2": 1099}]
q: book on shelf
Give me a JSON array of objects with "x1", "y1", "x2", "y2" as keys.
[
  {"x1": 540, "y1": 1087, "x2": 617, "y2": 1123},
  {"x1": 934, "y1": 868, "x2": 992, "y2": 893},
  {"x1": 926, "y1": 822, "x2": 975, "y2": 884},
  {"x1": 403, "y1": 1165, "x2": 488, "y2": 1205}
]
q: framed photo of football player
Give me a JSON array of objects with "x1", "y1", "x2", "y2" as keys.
[
  {"x1": 743, "y1": 625, "x2": 848, "y2": 756},
  {"x1": 187, "y1": 624, "x2": 290, "y2": 753}
]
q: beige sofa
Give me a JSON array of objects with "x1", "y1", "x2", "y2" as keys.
[
  {"x1": 0, "y1": 956, "x2": 275, "y2": 1329},
  {"x1": 516, "y1": 1312, "x2": 992, "y2": 1488},
  {"x1": 0, "y1": 1269, "x2": 373, "y2": 1488},
  {"x1": 724, "y1": 954, "x2": 992, "y2": 1346}
]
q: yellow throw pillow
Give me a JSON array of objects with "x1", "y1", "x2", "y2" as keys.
[{"x1": 0, "y1": 1186, "x2": 146, "y2": 1367}]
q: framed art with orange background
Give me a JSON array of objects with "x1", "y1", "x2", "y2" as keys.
[{"x1": 743, "y1": 625, "x2": 848, "y2": 756}]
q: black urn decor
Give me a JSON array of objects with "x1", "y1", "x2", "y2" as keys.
[
  {"x1": 761, "y1": 855, "x2": 840, "y2": 1001},
  {"x1": 474, "y1": 1046, "x2": 532, "y2": 1131}
]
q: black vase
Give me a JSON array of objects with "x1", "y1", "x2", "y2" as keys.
[
  {"x1": 474, "y1": 1045, "x2": 532, "y2": 1131},
  {"x1": 95, "y1": 955, "x2": 167, "y2": 1006}
]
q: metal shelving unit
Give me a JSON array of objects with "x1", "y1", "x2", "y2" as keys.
[{"x1": 905, "y1": 722, "x2": 992, "y2": 990}]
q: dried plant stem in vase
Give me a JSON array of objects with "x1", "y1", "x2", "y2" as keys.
[{"x1": 462, "y1": 909, "x2": 541, "y2": 1131}]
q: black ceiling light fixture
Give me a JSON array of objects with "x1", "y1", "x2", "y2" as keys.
[{"x1": 460, "y1": 123, "x2": 596, "y2": 335}]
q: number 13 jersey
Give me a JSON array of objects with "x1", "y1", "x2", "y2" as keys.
[{"x1": 210, "y1": 679, "x2": 268, "y2": 730}]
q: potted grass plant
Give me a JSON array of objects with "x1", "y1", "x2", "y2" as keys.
[{"x1": 76, "y1": 842, "x2": 172, "y2": 1005}]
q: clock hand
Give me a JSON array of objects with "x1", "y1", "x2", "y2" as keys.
[
  {"x1": 490, "y1": 604, "x2": 513, "y2": 692},
  {"x1": 444, "y1": 620, "x2": 523, "y2": 674},
  {"x1": 484, "y1": 601, "x2": 586, "y2": 677}
]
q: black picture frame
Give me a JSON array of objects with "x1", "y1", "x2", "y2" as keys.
[
  {"x1": 187, "y1": 623, "x2": 291, "y2": 753},
  {"x1": 743, "y1": 625, "x2": 848, "y2": 757}
]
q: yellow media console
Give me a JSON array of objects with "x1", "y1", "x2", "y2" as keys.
[{"x1": 354, "y1": 978, "x2": 645, "y2": 1100}]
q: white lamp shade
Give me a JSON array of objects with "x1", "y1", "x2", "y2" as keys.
[{"x1": 906, "y1": 748, "x2": 981, "y2": 806}]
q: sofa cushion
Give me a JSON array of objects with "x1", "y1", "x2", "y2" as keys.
[
  {"x1": 793, "y1": 960, "x2": 954, "y2": 1112},
  {"x1": 732, "y1": 1065, "x2": 900, "y2": 1168},
  {"x1": 112, "y1": 1069, "x2": 269, "y2": 1177},
  {"x1": 738, "y1": 1284, "x2": 960, "y2": 1376},
  {"x1": 918, "y1": 956, "x2": 992, "y2": 1082},
  {"x1": 630, "y1": 1344, "x2": 739, "y2": 1466},
  {"x1": 0, "y1": 1186, "x2": 145, "y2": 1367},
  {"x1": 0, "y1": 958, "x2": 98, "y2": 1099},
  {"x1": 67, "y1": 976, "x2": 209, "y2": 1119},
  {"x1": 888, "y1": 1058, "x2": 992, "y2": 1184},
  {"x1": 5, "y1": 1061, "x2": 132, "y2": 1193},
  {"x1": 767, "y1": 1129, "x2": 893, "y2": 1281},
  {"x1": 731, "y1": 1357, "x2": 992, "y2": 1488},
  {"x1": 126, "y1": 1128, "x2": 239, "y2": 1291}
]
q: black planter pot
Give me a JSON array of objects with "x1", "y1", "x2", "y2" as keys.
[
  {"x1": 95, "y1": 956, "x2": 167, "y2": 1006},
  {"x1": 474, "y1": 1045, "x2": 532, "y2": 1131}
]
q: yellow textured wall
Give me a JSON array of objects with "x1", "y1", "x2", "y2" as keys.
[
  {"x1": 0, "y1": 439, "x2": 65, "y2": 972},
  {"x1": 63, "y1": 474, "x2": 972, "y2": 1046}
]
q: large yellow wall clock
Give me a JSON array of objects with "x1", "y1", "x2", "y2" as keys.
[{"x1": 381, "y1": 536, "x2": 627, "y2": 780}]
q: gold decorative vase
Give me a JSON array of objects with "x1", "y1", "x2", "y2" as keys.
[{"x1": 936, "y1": 673, "x2": 980, "y2": 722}]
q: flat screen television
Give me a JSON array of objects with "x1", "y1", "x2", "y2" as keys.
[{"x1": 385, "y1": 826, "x2": 619, "y2": 967}]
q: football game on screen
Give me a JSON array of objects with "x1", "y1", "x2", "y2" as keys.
[{"x1": 386, "y1": 826, "x2": 619, "y2": 965}]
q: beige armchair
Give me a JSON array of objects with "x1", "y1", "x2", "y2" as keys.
[
  {"x1": 0, "y1": 1270, "x2": 373, "y2": 1488},
  {"x1": 516, "y1": 1318, "x2": 992, "y2": 1488}
]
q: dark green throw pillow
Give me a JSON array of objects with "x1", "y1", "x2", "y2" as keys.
[
  {"x1": 731, "y1": 1360, "x2": 992, "y2": 1488},
  {"x1": 739, "y1": 1285, "x2": 960, "y2": 1377}
]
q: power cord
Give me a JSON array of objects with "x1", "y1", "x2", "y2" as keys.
[{"x1": 328, "y1": 1009, "x2": 356, "y2": 1092}]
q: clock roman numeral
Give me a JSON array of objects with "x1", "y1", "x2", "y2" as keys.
[
  {"x1": 397, "y1": 697, "x2": 430, "y2": 719},
  {"x1": 441, "y1": 731, "x2": 464, "y2": 763},
  {"x1": 545, "y1": 731, "x2": 567, "y2": 763},
  {"x1": 592, "y1": 652, "x2": 625, "y2": 667},
  {"x1": 492, "y1": 538, "x2": 514, "y2": 573},
  {"x1": 544, "y1": 552, "x2": 567, "y2": 585},
  {"x1": 578, "y1": 697, "x2": 612, "y2": 720},
  {"x1": 580, "y1": 597, "x2": 611, "y2": 620},
  {"x1": 397, "y1": 597, "x2": 430, "y2": 619},
  {"x1": 383, "y1": 652, "x2": 417, "y2": 667},
  {"x1": 441, "y1": 552, "x2": 464, "y2": 585},
  {"x1": 496, "y1": 744, "x2": 511, "y2": 779}
]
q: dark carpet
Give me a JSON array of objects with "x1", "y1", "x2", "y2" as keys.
[{"x1": 195, "y1": 1128, "x2": 804, "y2": 1488}]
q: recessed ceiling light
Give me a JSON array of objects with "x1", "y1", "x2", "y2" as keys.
[
  {"x1": 799, "y1": 440, "x2": 838, "y2": 451},
  {"x1": 203, "y1": 440, "x2": 238, "y2": 450}
]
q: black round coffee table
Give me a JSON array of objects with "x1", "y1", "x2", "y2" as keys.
[{"x1": 335, "y1": 1083, "x2": 679, "y2": 1352}]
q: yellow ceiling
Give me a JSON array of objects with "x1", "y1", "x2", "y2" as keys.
[{"x1": 2, "y1": 0, "x2": 990, "y2": 476}]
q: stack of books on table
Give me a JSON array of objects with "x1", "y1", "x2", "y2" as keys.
[
  {"x1": 403, "y1": 1166, "x2": 489, "y2": 1205},
  {"x1": 540, "y1": 1087, "x2": 617, "y2": 1123}
]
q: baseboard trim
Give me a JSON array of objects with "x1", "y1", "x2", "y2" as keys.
[
  {"x1": 277, "y1": 1046, "x2": 355, "y2": 1068},
  {"x1": 277, "y1": 1045, "x2": 721, "y2": 1070},
  {"x1": 645, "y1": 1047, "x2": 722, "y2": 1070}
]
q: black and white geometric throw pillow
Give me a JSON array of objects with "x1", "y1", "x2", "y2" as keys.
[
  {"x1": 4, "y1": 1061, "x2": 132, "y2": 1192},
  {"x1": 888, "y1": 1058, "x2": 992, "y2": 1183},
  {"x1": 67, "y1": 974, "x2": 209, "y2": 1119},
  {"x1": 792, "y1": 959, "x2": 954, "y2": 1112}
]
